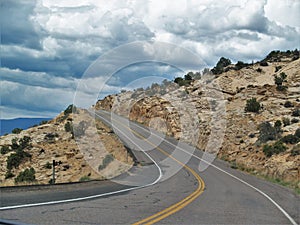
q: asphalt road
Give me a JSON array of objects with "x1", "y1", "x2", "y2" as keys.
[{"x1": 0, "y1": 110, "x2": 299, "y2": 225}]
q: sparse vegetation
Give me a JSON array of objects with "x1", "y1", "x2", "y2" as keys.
[
  {"x1": 257, "y1": 122, "x2": 280, "y2": 143},
  {"x1": 211, "y1": 57, "x2": 231, "y2": 74},
  {"x1": 291, "y1": 144, "x2": 300, "y2": 156},
  {"x1": 282, "y1": 117, "x2": 291, "y2": 127},
  {"x1": 64, "y1": 104, "x2": 77, "y2": 115},
  {"x1": 274, "y1": 72, "x2": 287, "y2": 91},
  {"x1": 174, "y1": 73, "x2": 193, "y2": 86},
  {"x1": 45, "y1": 161, "x2": 52, "y2": 169},
  {"x1": 235, "y1": 61, "x2": 248, "y2": 70},
  {"x1": 12, "y1": 128, "x2": 23, "y2": 134},
  {"x1": 245, "y1": 98, "x2": 261, "y2": 113},
  {"x1": 1, "y1": 146, "x2": 11, "y2": 155},
  {"x1": 79, "y1": 176, "x2": 91, "y2": 182},
  {"x1": 283, "y1": 101, "x2": 293, "y2": 108},
  {"x1": 65, "y1": 121, "x2": 73, "y2": 133},
  {"x1": 263, "y1": 141, "x2": 287, "y2": 157},
  {"x1": 275, "y1": 66, "x2": 282, "y2": 72},
  {"x1": 281, "y1": 134, "x2": 299, "y2": 144},
  {"x1": 292, "y1": 108, "x2": 300, "y2": 117},
  {"x1": 98, "y1": 154, "x2": 114, "y2": 170},
  {"x1": 15, "y1": 168, "x2": 36, "y2": 183}
]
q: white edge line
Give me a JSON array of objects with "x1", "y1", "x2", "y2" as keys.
[
  {"x1": 0, "y1": 112, "x2": 163, "y2": 211},
  {"x1": 104, "y1": 110, "x2": 298, "y2": 225}
]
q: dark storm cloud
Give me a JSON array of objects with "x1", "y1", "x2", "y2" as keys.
[{"x1": 0, "y1": 0, "x2": 45, "y2": 50}]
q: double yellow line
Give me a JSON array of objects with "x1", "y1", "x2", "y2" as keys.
[{"x1": 97, "y1": 112, "x2": 205, "y2": 224}]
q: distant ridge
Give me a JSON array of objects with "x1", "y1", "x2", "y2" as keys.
[{"x1": 0, "y1": 118, "x2": 52, "y2": 136}]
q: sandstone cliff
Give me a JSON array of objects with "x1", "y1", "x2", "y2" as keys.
[
  {"x1": 0, "y1": 108, "x2": 133, "y2": 186},
  {"x1": 95, "y1": 51, "x2": 300, "y2": 189}
]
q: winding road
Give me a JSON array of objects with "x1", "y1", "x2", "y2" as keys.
[{"x1": 0, "y1": 110, "x2": 299, "y2": 225}]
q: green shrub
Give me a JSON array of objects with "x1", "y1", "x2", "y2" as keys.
[
  {"x1": 64, "y1": 104, "x2": 77, "y2": 115},
  {"x1": 235, "y1": 61, "x2": 248, "y2": 70},
  {"x1": 1, "y1": 146, "x2": 10, "y2": 155},
  {"x1": 259, "y1": 61, "x2": 268, "y2": 67},
  {"x1": 275, "y1": 66, "x2": 282, "y2": 72},
  {"x1": 256, "y1": 68, "x2": 262, "y2": 73},
  {"x1": 245, "y1": 98, "x2": 261, "y2": 113},
  {"x1": 258, "y1": 122, "x2": 280, "y2": 143},
  {"x1": 64, "y1": 122, "x2": 73, "y2": 132},
  {"x1": 98, "y1": 154, "x2": 114, "y2": 170},
  {"x1": 274, "y1": 72, "x2": 287, "y2": 91},
  {"x1": 263, "y1": 141, "x2": 287, "y2": 157},
  {"x1": 211, "y1": 57, "x2": 231, "y2": 74},
  {"x1": 294, "y1": 128, "x2": 300, "y2": 138},
  {"x1": 291, "y1": 144, "x2": 300, "y2": 156},
  {"x1": 292, "y1": 108, "x2": 300, "y2": 117},
  {"x1": 45, "y1": 161, "x2": 52, "y2": 169},
  {"x1": 282, "y1": 117, "x2": 290, "y2": 127},
  {"x1": 15, "y1": 168, "x2": 36, "y2": 183},
  {"x1": 5, "y1": 170, "x2": 14, "y2": 179},
  {"x1": 79, "y1": 176, "x2": 91, "y2": 182},
  {"x1": 291, "y1": 118, "x2": 299, "y2": 124},
  {"x1": 12, "y1": 128, "x2": 23, "y2": 134},
  {"x1": 281, "y1": 134, "x2": 299, "y2": 144},
  {"x1": 274, "y1": 120, "x2": 282, "y2": 128},
  {"x1": 7, "y1": 150, "x2": 31, "y2": 170},
  {"x1": 284, "y1": 101, "x2": 293, "y2": 108}
]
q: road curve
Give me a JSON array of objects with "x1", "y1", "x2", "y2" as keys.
[{"x1": 0, "y1": 110, "x2": 299, "y2": 225}]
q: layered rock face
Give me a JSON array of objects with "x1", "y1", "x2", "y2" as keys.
[
  {"x1": 0, "y1": 109, "x2": 133, "y2": 186},
  {"x1": 95, "y1": 54, "x2": 300, "y2": 187}
]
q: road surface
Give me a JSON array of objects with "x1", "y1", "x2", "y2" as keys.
[{"x1": 0, "y1": 110, "x2": 299, "y2": 225}]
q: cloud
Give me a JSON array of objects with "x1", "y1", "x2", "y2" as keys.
[
  {"x1": 0, "y1": 0, "x2": 45, "y2": 49},
  {"x1": 1, "y1": 0, "x2": 299, "y2": 118}
]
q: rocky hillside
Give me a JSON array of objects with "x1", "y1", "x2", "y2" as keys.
[
  {"x1": 0, "y1": 107, "x2": 133, "y2": 186},
  {"x1": 95, "y1": 50, "x2": 300, "y2": 190}
]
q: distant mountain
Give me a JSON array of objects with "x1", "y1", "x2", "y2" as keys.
[{"x1": 0, "y1": 118, "x2": 52, "y2": 136}]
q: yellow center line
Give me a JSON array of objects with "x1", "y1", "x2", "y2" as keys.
[{"x1": 97, "y1": 112, "x2": 205, "y2": 225}]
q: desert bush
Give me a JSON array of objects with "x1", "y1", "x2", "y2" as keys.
[
  {"x1": 275, "y1": 66, "x2": 282, "y2": 72},
  {"x1": 211, "y1": 57, "x2": 231, "y2": 74},
  {"x1": 256, "y1": 68, "x2": 262, "y2": 73},
  {"x1": 98, "y1": 154, "x2": 114, "y2": 170},
  {"x1": 292, "y1": 108, "x2": 300, "y2": 117},
  {"x1": 79, "y1": 176, "x2": 91, "y2": 182},
  {"x1": 235, "y1": 61, "x2": 248, "y2": 70},
  {"x1": 294, "y1": 128, "x2": 300, "y2": 138},
  {"x1": 291, "y1": 118, "x2": 299, "y2": 124},
  {"x1": 263, "y1": 141, "x2": 287, "y2": 157},
  {"x1": 259, "y1": 61, "x2": 268, "y2": 67},
  {"x1": 281, "y1": 134, "x2": 299, "y2": 144},
  {"x1": 291, "y1": 144, "x2": 300, "y2": 156},
  {"x1": 5, "y1": 170, "x2": 14, "y2": 179},
  {"x1": 6, "y1": 150, "x2": 31, "y2": 170},
  {"x1": 64, "y1": 104, "x2": 77, "y2": 115},
  {"x1": 245, "y1": 98, "x2": 261, "y2": 113},
  {"x1": 65, "y1": 122, "x2": 73, "y2": 132},
  {"x1": 282, "y1": 117, "x2": 290, "y2": 127},
  {"x1": 1, "y1": 146, "x2": 10, "y2": 155},
  {"x1": 44, "y1": 161, "x2": 52, "y2": 169},
  {"x1": 12, "y1": 128, "x2": 23, "y2": 134},
  {"x1": 258, "y1": 122, "x2": 280, "y2": 143},
  {"x1": 284, "y1": 101, "x2": 293, "y2": 108},
  {"x1": 44, "y1": 133, "x2": 59, "y2": 142},
  {"x1": 15, "y1": 168, "x2": 36, "y2": 183},
  {"x1": 274, "y1": 72, "x2": 287, "y2": 91}
]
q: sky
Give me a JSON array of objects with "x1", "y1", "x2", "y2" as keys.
[{"x1": 1, "y1": 0, "x2": 299, "y2": 119}]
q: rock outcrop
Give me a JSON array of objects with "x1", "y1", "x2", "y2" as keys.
[
  {"x1": 95, "y1": 52, "x2": 300, "y2": 188},
  {"x1": 0, "y1": 109, "x2": 133, "y2": 186}
]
